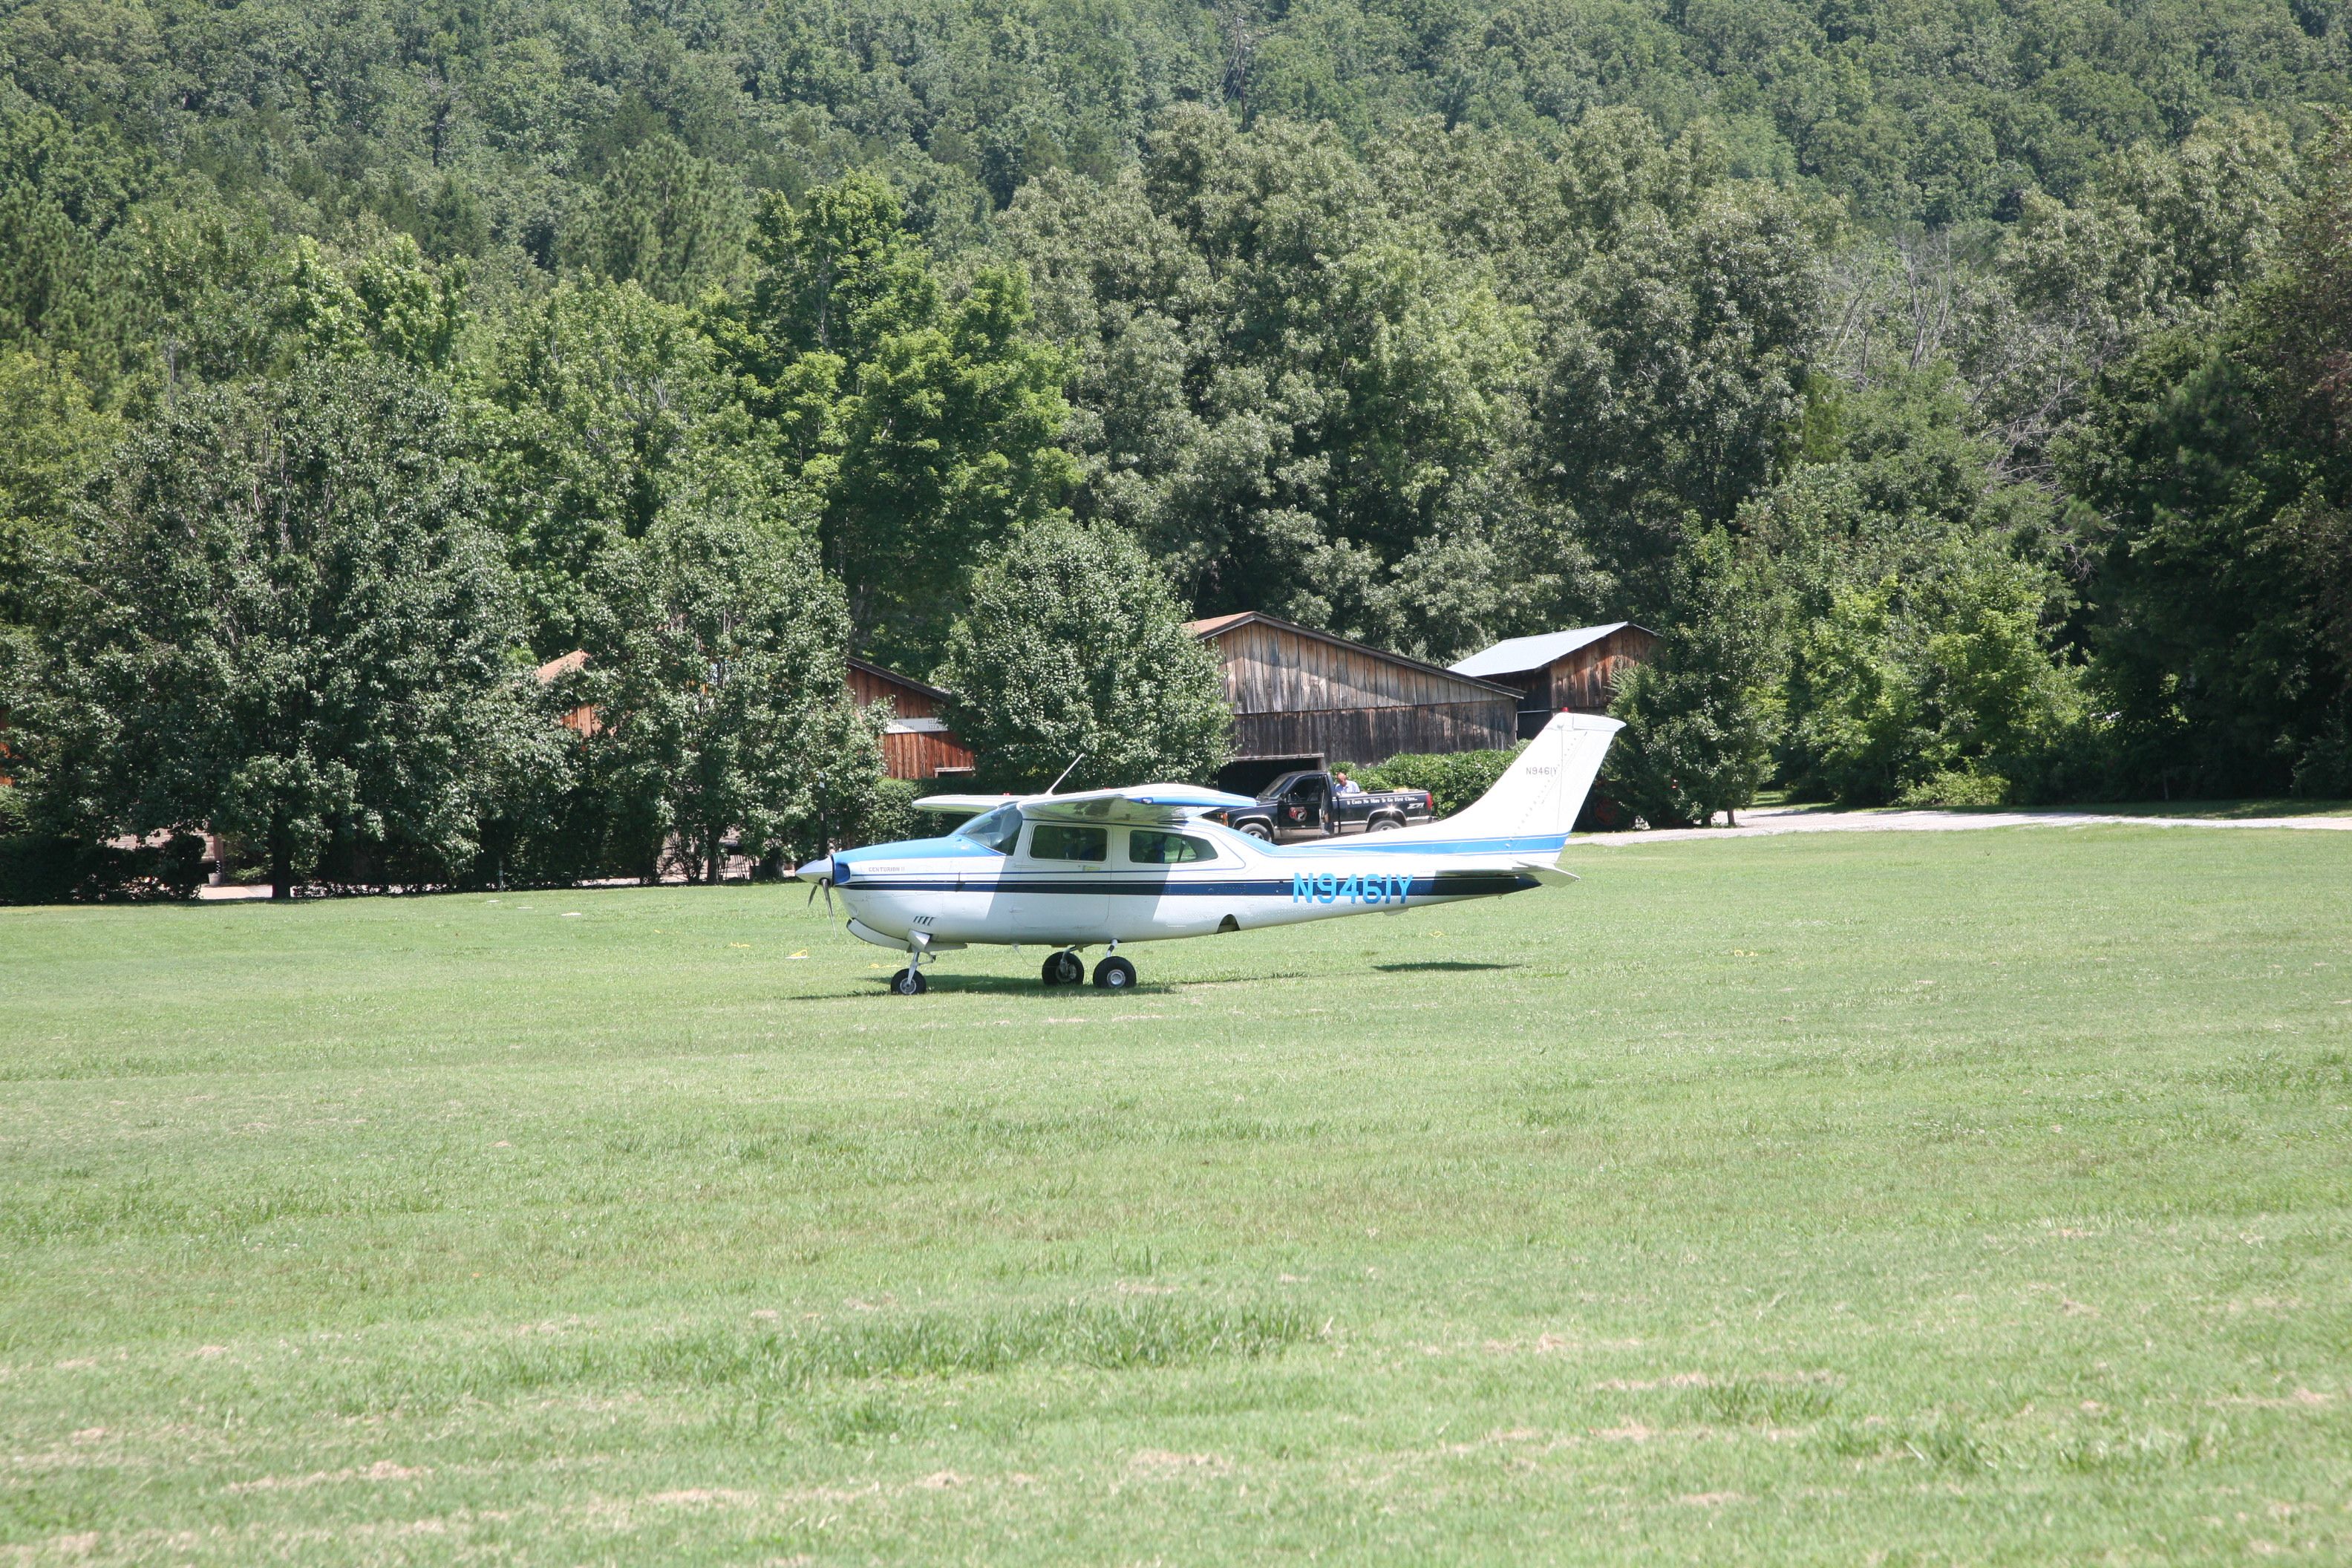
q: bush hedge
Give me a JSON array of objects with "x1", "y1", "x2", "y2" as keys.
[{"x1": 1350, "y1": 748, "x2": 1525, "y2": 819}]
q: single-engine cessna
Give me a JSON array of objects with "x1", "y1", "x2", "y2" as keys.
[{"x1": 796, "y1": 710, "x2": 1622, "y2": 993}]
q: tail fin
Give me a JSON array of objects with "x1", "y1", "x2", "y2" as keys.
[{"x1": 1444, "y1": 711, "x2": 1623, "y2": 843}]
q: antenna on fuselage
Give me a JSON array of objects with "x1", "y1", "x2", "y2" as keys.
[{"x1": 1045, "y1": 754, "x2": 1086, "y2": 794}]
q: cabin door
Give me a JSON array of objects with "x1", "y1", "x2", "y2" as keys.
[{"x1": 1001, "y1": 821, "x2": 1110, "y2": 941}]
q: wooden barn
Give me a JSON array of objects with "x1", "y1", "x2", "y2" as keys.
[
  {"x1": 846, "y1": 658, "x2": 977, "y2": 782},
  {"x1": 1188, "y1": 612, "x2": 1520, "y2": 793},
  {"x1": 1449, "y1": 622, "x2": 1658, "y2": 737}
]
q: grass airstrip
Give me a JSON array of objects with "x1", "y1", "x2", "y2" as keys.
[{"x1": 2, "y1": 826, "x2": 2348, "y2": 1564}]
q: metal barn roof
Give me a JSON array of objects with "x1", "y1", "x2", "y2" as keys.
[{"x1": 1449, "y1": 623, "x2": 1638, "y2": 680}]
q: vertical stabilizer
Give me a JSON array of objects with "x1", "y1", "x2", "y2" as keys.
[{"x1": 1440, "y1": 711, "x2": 1623, "y2": 843}]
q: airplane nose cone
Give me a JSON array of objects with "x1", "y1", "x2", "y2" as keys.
[{"x1": 796, "y1": 855, "x2": 834, "y2": 883}]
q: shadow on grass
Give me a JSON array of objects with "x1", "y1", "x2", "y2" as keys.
[
  {"x1": 904, "y1": 974, "x2": 1186, "y2": 998},
  {"x1": 1760, "y1": 797, "x2": 2351, "y2": 820},
  {"x1": 2071, "y1": 797, "x2": 2352, "y2": 819},
  {"x1": 1372, "y1": 959, "x2": 1524, "y2": 973},
  {"x1": 785, "y1": 974, "x2": 1203, "y2": 1000}
]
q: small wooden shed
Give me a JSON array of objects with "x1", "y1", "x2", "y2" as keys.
[
  {"x1": 1188, "y1": 612, "x2": 1520, "y2": 790},
  {"x1": 846, "y1": 658, "x2": 978, "y2": 782},
  {"x1": 1449, "y1": 623, "x2": 1658, "y2": 736}
]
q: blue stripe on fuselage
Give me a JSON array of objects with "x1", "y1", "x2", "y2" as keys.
[
  {"x1": 1270, "y1": 832, "x2": 1569, "y2": 857},
  {"x1": 834, "y1": 872, "x2": 1537, "y2": 898}
]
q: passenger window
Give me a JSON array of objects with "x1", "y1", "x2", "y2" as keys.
[
  {"x1": 1028, "y1": 823, "x2": 1108, "y2": 861},
  {"x1": 1128, "y1": 830, "x2": 1213, "y2": 864}
]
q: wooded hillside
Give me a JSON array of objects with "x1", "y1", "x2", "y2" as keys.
[{"x1": 4, "y1": 0, "x2": 2351, "y2": 892}]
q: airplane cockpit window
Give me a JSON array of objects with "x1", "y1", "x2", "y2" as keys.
[
  {"x1": 1128, "y1": 830, "x2": 1213, "y2": 864},
  {"x1": 956, "y1": 805, "x2": 1023, "y2": 855},
  {"x1": 1029, "y1": 823, "x2": 1108, "y2": 861}
]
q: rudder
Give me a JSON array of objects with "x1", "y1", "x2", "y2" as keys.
[{"x1": 1444, "y1": 712, "x2": 1624, "y2": 840}]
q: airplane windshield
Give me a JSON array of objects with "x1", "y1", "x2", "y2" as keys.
[{"x1": 956, "y1": 805, "x2": 1023, "y2": 855}]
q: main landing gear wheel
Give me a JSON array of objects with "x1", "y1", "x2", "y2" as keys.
[
  {"x1": 1040, "y1": 950, "x2": 1085, "y2": 987},
  {"x1": 1092, "y1": 956, "x2": 1137, "y2": 990},
  {"x1": 889, "y1": 966, "x2": 927, "y2": 996}
]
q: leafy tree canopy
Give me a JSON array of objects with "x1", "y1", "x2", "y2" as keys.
[
  {"x1": 933, "y1": 517, "x2": 1231, "y2": 791},
  {"x1": 9, "y1": 357, "x2": 538, "y2": 896}
]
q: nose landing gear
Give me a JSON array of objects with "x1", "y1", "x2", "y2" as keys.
[
  {"x1": 890, "y1": 932, "x2": 934, "y2": 995},
  {"x1": 1040, "y1": 950, "x2": 1085, "y2": 986}
]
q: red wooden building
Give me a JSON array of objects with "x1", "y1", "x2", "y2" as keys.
[{"x1": 846, "y1": 657, "x2": 977, "y2": 782}]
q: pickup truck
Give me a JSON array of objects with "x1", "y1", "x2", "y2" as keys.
[{"x1": 1220, "y1": 771, "x2": 1436, "y2": 843}]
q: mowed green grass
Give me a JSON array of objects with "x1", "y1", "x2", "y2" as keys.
[{"x1": 2, "y1": 829, "x2": 2348, "y2": 1565}]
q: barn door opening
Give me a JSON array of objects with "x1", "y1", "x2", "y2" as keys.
[{"x1": 1215, "y1": 755, "x2": 1323, "y2": 797}]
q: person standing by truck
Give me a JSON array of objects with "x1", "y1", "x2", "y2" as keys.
[{"x1": 1226, "y1": 770, "x2": 1434, "y2": 842}]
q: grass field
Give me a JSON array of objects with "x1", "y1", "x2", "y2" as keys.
[{"x1": 4, "y1": 826, "x2": 2349, "y2": 1564}]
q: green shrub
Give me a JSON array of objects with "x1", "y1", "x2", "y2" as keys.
[
  {"x1": 1896, "y1": 767, "x2": 2011, "y2": 808},
  {"x1": 858, "y1": 777, "x2": 923, "y2": 847},
  {"x1": 1353, "y1": 747, "x2": 1525, "y2": 818},
  {"x1": 0, "y1": 798, "x2": 209, "y2": 904}
]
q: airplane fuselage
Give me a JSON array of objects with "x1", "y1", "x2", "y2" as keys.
[{"x1": 823, "y1": 820, "x2": 1555, "y2": 950}]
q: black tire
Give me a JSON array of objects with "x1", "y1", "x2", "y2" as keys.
[
  {"x1": 1239, "y1": 821, "x2": 1274, "y2": 841},
  {"x1": 1092, "y1": 956, "x2": 1136, "y2": 990},
  {"x1": 1365, "y1": 814, "x2": 1402, "y2": 832},
  {"x1": 1041, "y1": 950, "x2": 1084, "y2": 986},
  {"x1": 890, "y1": 967, "x2": 927, "y2": 996}
]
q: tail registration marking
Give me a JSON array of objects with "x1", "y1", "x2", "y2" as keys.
[{"x1": 1293, "y1": 872, "x2": 1413, "y2": 906}]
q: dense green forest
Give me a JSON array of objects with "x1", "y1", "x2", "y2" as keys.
[{"x1": 3, "y1": 0, "x2": 2350, "y2": 894}]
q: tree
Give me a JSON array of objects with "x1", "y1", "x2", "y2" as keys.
[
  {"x1": 0, "y1": 348, "x2": 117, "y2": 633},
  {"x1": 483, "y1": 278, "x2": 788, "y2": 656},
  {"x1": 2062, "y1": 134, "x2": 2352, "y2": 797},
  {"x1": 10, "y1": 357, "x2": 537, "y2": 898},
  {"x1": 719, "y1": 175, "x2": 1075, "y2": 670},
  {"x1": 561, "y1": 134, "x2": 747, "y2": 304},
  {"x1": 1541, "y1": 115, "x2": 1825, "y2": 614},
  {"x1": 1778, "y1": 538, "x2": 2086, "y2": 808},
  {"x1": 573, "y1": 506, "x2": 883, "y2": 882},
  {"x1": 1605, "y1": 530, "x2": 1778, "y2": 827},
  {"x1": 1006, "y1": 117, "x2": 1573, "y2": 657},
  {"x1": 933, "y1": 517, "x2": 1230, "y2": 791}
]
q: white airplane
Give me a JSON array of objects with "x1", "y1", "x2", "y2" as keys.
[{"x1": 795, "y1": 711, "x2": 1622, "y2": 993}]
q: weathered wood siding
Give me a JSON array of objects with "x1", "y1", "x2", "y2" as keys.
[
  {"x1": 1547, "y1": 627, "x2": 1659, "y2": 711},
  {"x1": 880, "y1": 728, "x2": 976, "y2": 780},
  {"x1": 847, "y1": 662, "x2": 939, "y2": 718},
  {"x1": 1196, "y1": 617, "x2": 1518, "y2": 760},
  {"x1": 1234, "y1": 702, "x2": 1518, "y2": 762},
  {"x1": 1212, "y1": 620, "x2": 1506, "y2": 714},
  {"x1": 846, "y1": 659, "x2": 976, "y2": 780}
]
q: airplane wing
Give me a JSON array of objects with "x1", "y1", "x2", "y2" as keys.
[
  {"x1": 910, "y1": 793, "x2": 1020, "y2": 819},
  {"x1": 1020, "y1": 783, "x2": 1257, "y2": 828}
]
